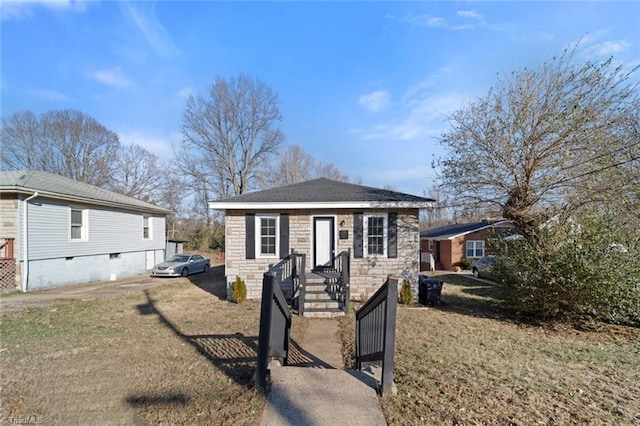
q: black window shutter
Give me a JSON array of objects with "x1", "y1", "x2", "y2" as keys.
[
  {"x1": 388, "y1": 212, "x2": 397, "y2": 258},
  {"x1": 279, "y1": 213, "x2": 289, "y2": 259},
  {"x1": 354, "y1": 213, "x2": 363, "y2": 258},
  {"x1": 245, "y1": 213, "x2": 255, "y2": 260}
]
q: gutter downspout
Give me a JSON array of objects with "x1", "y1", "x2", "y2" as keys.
[{"x1": 22, "y1": 192, "x2": 39, "y2": 292}]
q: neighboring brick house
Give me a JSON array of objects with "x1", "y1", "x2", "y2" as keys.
[
  {"x1": 0, "y1": 170, "x2": 170, "y2": 291},
  {"x1": 420, "y1": 220, "x2": 512, "y2": 271},
  {"x1": 209, "y1": 178, "x2": 435, "y2": 301}
]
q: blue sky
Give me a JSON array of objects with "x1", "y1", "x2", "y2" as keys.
[{"x1": 2, "y1": 1, "x2": 639, "y2": 196}]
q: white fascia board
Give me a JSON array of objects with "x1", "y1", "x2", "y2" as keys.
[
  {"x1": 209, "y1": 201, "x2": 435, "y2": 210},
  {"x1": 1, "y1": 188, "x2": 171, "y2": 215}
]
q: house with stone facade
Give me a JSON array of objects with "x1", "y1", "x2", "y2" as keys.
[
  {"x1": 0, "y1": 170, "x2": 170, "y2": 292},
  {"x1": 209, "y1": 178, "x2": 435, "y2": 313}
]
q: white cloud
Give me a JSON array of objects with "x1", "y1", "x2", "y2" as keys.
[
  {"x1": 355, "y1": 69, "x2": 466, "y2": 142},
  {"x1": 1, "y1": 0, "x2": 87, "y2": 20},
  {"x1": 357, "y1": 90, "x2": 390, "y2": 112},
  {"x1": 457, "y1": 10, "x2": 483, "y2": 20},
  {"x1": 357, "y1": 84, "x2": 468, "y2": 142},
  {"x1": 118, "y1": 130, "x2": 178, "y2": 161},
  {"x1": 427, "y1": 17, "x2": 447, "y2": 28},
  {"x1": 87, "y1": 68, "x2": 132, "y2": 88},
  {"x1": 176, "y1": 86, "x2": 193, "y2": 99},
  {"x1": 386, "y1": 10, "x2": 503, "y2": 32},
  {"x1": 583, "y1": 40, "x2": 631, "y2": 57},
  {"x1": 121, "y1": 2, "x2": 178, "y2": 57},
  {"x1": 28, "y1": 88, "x2": 72, "y2": 102}
]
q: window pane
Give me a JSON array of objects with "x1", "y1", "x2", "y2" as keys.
[
  {"x1": 260, "y1": 217, "x2": 277, "y2": 255},
  {"x1": 143, "y1": 216, "x2": 150, "y2": 238},
  {"x1": 261, "y1": 218, "x2": 276, "y2": 236},
  {"x1": 71, "y1": 210, "x2": 82, "y2": 225},
  {"x1": 71, "y1": 225, "x2": 81, "y2": 239},
  {"x1": 261, "y1": 236, "x2": 275, "y2": 254},
  {"x1": 368, "y1": 236, "x2": 383, "y2": 255},
  {"x1": 367, "y1": 216, "x2": 385, "y2": 255}
]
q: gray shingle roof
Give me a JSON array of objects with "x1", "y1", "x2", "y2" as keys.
[
  {"x1": 211, "y1": 178, "x2": 435, "y2": 207},
  {"x1": 0, "y1": 170, "x2": 170, "y2": 214},
  {"x1": 420, "y1": 220, "x2": 511, "y2": 240}
]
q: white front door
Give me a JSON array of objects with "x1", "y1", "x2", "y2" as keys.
[
  {"x1": 145, "y1": 250, "x2": 155, "y2": 270},
  {"x1": 313, "y1": 217, "x2": 334, "y2": 268}
]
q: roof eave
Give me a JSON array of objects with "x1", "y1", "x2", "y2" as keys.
[
  {"x1": 0, "y1": 187, "x2": 171, "y2": 215},
  {"x1": 209, "y1": 201, "x2": 436, "y2": 210},
  {"x1": 420, "y1": 220, "x2": 511, "y2": 240}
]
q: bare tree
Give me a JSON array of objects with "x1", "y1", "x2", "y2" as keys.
[
  {"x1": 263, "y1": 144, "x2": 350, "y2": 187},
  {"x1": 157, "y1": 176, "x2": 187, "y2": 239},
  {"x1": 264, "y1": 144, "x2": 315, "y2": 186},
  {"x1": 109, "y1": 144, "x2": 166, "y2": 201},
  {"x1": 315, "y1": 161, "x2": 350, "y2": 182},
  {"x1": 0, "y1": 110, "x2": 46, "y2": 171},
  {"x1": 1, "y1": 109, "x2": 121, "y2": 187},
  {"x1": 180, "y1": 74, "x2": 284, "y2": 198},
  {"x1": 435, "y1": 44, "x2": 639, "y2": 235}
]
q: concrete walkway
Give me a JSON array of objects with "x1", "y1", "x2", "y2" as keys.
[{"x1": 260, "y1": 319, "x2": 387, "y2": 426}]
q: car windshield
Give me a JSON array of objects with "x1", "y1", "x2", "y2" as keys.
[{"x1": 167, "y1": 255, "x2": 190, "y2": 263}]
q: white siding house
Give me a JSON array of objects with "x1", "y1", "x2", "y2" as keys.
[{"x1": 0, "y1": 170, "x2": 170, "y2": 291}]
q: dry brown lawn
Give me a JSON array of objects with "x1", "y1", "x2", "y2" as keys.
[
  {"x1": 340, "y1": 273, "x2": 640, "y2": 425},
  {"x1": 3, "y1": 267, "x2": 639, "y2": 425},
  {"x1": 0, "y1": 265, "x2": 305, "y2": 425}
]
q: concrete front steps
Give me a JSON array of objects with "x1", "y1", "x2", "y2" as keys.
[{"x1": 302, "y1": 272, "x2": 345, "y2": 318}]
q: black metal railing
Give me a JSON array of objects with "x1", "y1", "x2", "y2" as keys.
[
  {"x1": 290, "y1": 252, "x2": 306, "y2": 308},
  {"x1": 256, "y1": 272, "x2": 292, "y2": 389},
  {"x1": 335, "y1": 250, "x2": 351, "y2": 314},
  {"x1": 355, "y1": 275, "x2": 398, "y2": 396},
  {"x1": 269, "y1": 251, "x2": 306, "y2": 310}
]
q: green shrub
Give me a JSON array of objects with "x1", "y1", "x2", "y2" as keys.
[
  {"x1": 459, "y1": 258, "x2": 473, "y2": 270},
  {"x1": 231, "y1": 276, "x2": 247, "y2": 304},
  {"x1": 399, "y1": 280, "x2": 414, "y2": 305},
  {"x1": 494, "y1": 210, "x2": 640, "y2": 326}
]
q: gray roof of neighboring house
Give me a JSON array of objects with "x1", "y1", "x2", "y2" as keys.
[
  {"x1": 0, "y1": 170, "x2": 171, "y2": 214},
  {"x1": 420, "y1": 220, "x2": 511, "y2": 240},
  {"x1": 209, "y1": 178, "x2": 435, "y2": 209}
]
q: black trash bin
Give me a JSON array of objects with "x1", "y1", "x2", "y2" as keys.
[{"x1": 419, "y1": 275, "x2": 443, "y2": 306}]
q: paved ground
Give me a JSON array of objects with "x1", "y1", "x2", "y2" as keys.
[
  {"x1": 0, "y1": 273, "x2": 181, "y2": 313},
  {"x1": 260, "y1": 319, "x2": 387, "y2": 426}
]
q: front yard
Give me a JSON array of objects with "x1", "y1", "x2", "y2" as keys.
[
  {"x1": 1, "y1": 270, "x2": 639, "y2": 424},
  {"x1": 0, "y1": 269, "x2": 268, "y2": 425}
]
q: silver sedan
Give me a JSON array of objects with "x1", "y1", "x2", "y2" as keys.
[
  {"x1": 471, "y1": 255, "x2": 496, "y2": 280},
  {"x1": 151, "y1": 253, "x2": 210, "y2": 277}
]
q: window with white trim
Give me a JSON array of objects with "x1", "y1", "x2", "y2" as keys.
[
  {"x1": 143, "y1": 216, "x2": 151, "y2": 239},
  {"x1": 364, "y1": 213, "x2": 387, "y2": 256},
  {"x1": 70, "y1": 208, "x2": 87, "y2": 240},
  {"x1": 256, "y1": 214, "x2": 279, "y2": 257},
  {"x1": 466, "y1": 240, "x2": 485, "y2": 258},
  {"x1": 428, "y1": 239, "x2": 434, "y2": 251}
]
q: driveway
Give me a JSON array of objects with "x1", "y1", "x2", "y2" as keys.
[
  {"x1": 461, "y1": 273, "x2": 496, "y2": 285},
  {"x1": 0, "y1": 262, "x2": 224, "y2": 313}
]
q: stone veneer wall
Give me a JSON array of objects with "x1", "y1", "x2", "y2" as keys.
[
  {"x1": 0, "y1": 197, "x2": 20, "y2": 290},
  {"x1": 224, "y1": 208, "x2": 421, "y2": 301}
]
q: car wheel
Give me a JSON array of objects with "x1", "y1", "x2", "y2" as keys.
[
  {"x1": 203, "y1": 264, "x2": 209, "y2": 273},
  {"x1": 181, "y1": 268, "x2": 189, "y2": 277},
  {"x1": 472, "y1": 268, "x2": 479, "y2": 278}
]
